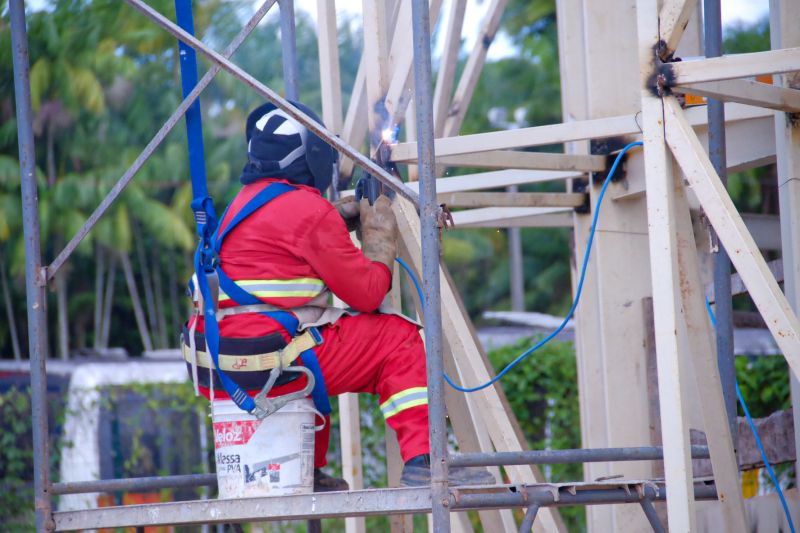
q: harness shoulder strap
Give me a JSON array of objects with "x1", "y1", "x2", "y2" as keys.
[{"x1": 214, "y1": 182, "x2": 296, "y2": 252}]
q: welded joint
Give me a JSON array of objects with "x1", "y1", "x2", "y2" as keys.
[
  {"x1": 37, "y1": 266, "x2": 48, "y2": 287},
  {"x1": 647, "y1": 60, "x2": 678, "y2": 98}
]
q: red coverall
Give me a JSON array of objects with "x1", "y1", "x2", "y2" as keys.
[{"x1": 191, "y1": 178, "x2": 429, "y2": 468}]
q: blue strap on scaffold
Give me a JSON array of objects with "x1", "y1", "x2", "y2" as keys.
[{"x1": 176, "y1": 0, "x2": 256, "y2": 412}]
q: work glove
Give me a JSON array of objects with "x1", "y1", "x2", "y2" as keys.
[
  {"x1": 333, "y1": 196, "x2": 361, "y2": 232},
  {"x1": 359, "y1": 195, "x2": 398, "y2": 270}
]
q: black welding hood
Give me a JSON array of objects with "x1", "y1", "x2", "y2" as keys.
[{"x1": 239, "y1": 101, "x2": 338, "y2": 194}]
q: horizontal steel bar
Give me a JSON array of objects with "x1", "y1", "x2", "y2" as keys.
[
  {"x1": 450, "y1": 446, "x2": 711, "y2": 467},
  {"x1": 50, "y1": 446, "x2": 705, "y2": 496},
  {"x1": 55, "y1": 487, "x2": 432, "y2": 530},
  {"x1": 451, "y1": 484, "x2": 718, "y2": 511},
  {"x1": 53, "y1": 482, "x2": 720, "y2": 530},
  {"x1": 51, "y1": 474, "x2": 217, "y2": 495},
  {"x1": 45, "y1": 0, "x2": 278, "y2": 282},
  {"x1": 123, "y1": 0, "x2": 420, "y2": 208}
]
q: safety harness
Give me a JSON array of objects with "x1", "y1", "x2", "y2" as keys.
[
  {"x1": 176, "y1": 0, "x2": 329, "y2": 420},
  {"x1": 189, "y1": 183, "x2": 331, "y2": 420}
]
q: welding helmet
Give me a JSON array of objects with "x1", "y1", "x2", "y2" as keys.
[{"x1": 239, "y1": 101, "x2": 338, "y2": 194}]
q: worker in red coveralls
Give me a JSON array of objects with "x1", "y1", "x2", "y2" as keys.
[{"x1": 184, "y1": 101, "x2": 493, "y2": 489}]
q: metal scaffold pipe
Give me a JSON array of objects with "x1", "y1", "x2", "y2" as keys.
[
  {"x1": 410, "y1": 0, "x2": 449, "y2": 530},
  {"x1": 9, "y1": 0, "x2": 53, "y2": 530},
  {"x1": 279, "y1": 0, "x2": 299, "y2": 100},
  {"x1": 450, "y1": 445, "x2": 711, "y2": 467},
  {"x1": 704, "y1": 0, "x2": 737, "y2": 442}
]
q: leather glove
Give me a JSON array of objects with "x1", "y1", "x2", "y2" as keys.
[
  {"x1": 333, "y1": 196, "x2": 361, "y2": 232},
  {"x1": 359, "y1": 195, "x2": 398, "y2": 269}
]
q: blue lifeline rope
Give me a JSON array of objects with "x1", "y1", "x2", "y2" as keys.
[
  {"x1": 706, "y1": 302, "x2": 796, "y2": 533},
  {"x1": 398, "y1": 141, "x2": 643, "y2": 393}
]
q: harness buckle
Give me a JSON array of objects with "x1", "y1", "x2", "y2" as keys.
[
  {"x1": 205, "y1": 269, "x2": 220, "y2": 312},
  {"x1": 250, "y1": 365, "x2": 316, "y2": 420}
]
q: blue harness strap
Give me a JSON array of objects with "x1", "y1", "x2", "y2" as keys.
[
  {"x1": 176, "y1": 0, "x2": 327, "y2": 415},
  {"x1": 209, "y1": 183, "x2": 330, "y2": 415},
  {"x1": 176, "y1": 0, "x2": 257, "y2": 410}
]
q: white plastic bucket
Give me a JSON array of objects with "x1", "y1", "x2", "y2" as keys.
[{"x1": 211, "y1": 398, "x2": 316, "y2": 498}]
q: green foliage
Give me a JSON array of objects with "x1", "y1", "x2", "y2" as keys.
[
  {"x1": 0, "y1": 385, "x2": 69, "y2": 530},
  {"x1": 488, "y1": 338, "x2": 584, "y2": 531},
  {"x1": 724, "y1": 17, "x2": 770, "y2": 54},
  {"x1": 735, "y1": 356, "x2": 791, "y2": 418}
]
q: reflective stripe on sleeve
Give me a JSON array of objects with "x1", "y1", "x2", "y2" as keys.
[
  {"x1": 380, "y1": 387, "x2": 428, "y2": 419},
  {"x1": 218, "y1": 278, "x2": 326, "y2": 301}
]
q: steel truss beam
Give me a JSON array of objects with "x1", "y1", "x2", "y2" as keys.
[
  {"x1": 53, "y1": 482, "x2": 720, "y2": 531},
  {"x1": 668, "y1": 46, "x2": 800, "y2": 85}
]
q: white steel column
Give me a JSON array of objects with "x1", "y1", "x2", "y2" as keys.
[
  {"x1": 637, "y1": 0, "x2": 697, "y2": 530},
  {"x1": 770, "y1": 0, "x2": 800, "y2": 478}
]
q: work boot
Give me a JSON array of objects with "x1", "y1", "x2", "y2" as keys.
[
  {"x1": 399, "y1": 454, "x2": 497, "y2": 487},
  {"x1": 313, "y1": 469, "x2": 349, "y2": 492}
]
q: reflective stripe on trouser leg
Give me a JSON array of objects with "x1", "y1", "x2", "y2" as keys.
[{"x1": 380, "y1": 387, "x2": 429, "y2": 419}]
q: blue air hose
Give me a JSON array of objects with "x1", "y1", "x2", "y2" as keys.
[
  {"x1": 397, "y1": 141, "x2": 643, "y2": 392},
  {"x1": 398, "y1": 141, "x2": 797, "y2": 530},
  {"x1": 706, "y1": 302, "x2": 796, "y2": 533}
]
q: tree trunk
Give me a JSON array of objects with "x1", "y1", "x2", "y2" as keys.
[
  {"x1": 56, "y1": 267, "x2": 69, "y2": 360},
  {"x1": 120, "y1": 252, "x2": 153, "y2": 353},
  {"x1": 0, "y1": 258, "x2": 22, "y2": 360},
  {"x1": 167, "y1": 256, "x2": 181, "y2": 345},
  {"x1": 46, "y1": 122, "x2": 56, "y2": 187},
  {"x1": 100, "y1": 256, "x2": 117, "y2": 349},
  {"x1": 151, "y1": 246, "x2": 169, "y2": 349},
  {"x1": 133, "y1": 227, "x2": 159, "y2": 347},
  {"x1": 93, "y1": 244, "x2": 105, "y2": 352}
]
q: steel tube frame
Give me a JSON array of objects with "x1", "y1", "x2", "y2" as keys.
[
  {"x1": 51, "y1": 474, "x2": 217, "y2": 495},
  {"x1": 639, "y1": 498, "x2": 667, "y2": 533},
  {"x1": 52, "y1": 483, "x2": 720, "y2": 530},
  {"x1": 50, "y1": 445, "x2": 712, "y2": 496},
  {"x1": 450, "y1": 445, "x2": 710, "y2": 467},
  {"x1": 451, "y1": 484, "x2": 718, "y2": 510},
  {"x1": 9, "y1": 1, "x2": 53, "y2": 531},
  {"x1": 704, "y1": 0, "x2": 738, "y2": 442},
  {"x1": 518, "y1": 504, "x2": 540, "y2": 532},
  {"x1": 279, "y1": 0, "x2": 299, "y2": 100},
  {"x1": 46, "y1": 0, "x2": 278, "y2": 282},
  {"x1": 123, "y1": 0, "x2": 419, "y2": 207},
  {"x1": 410, "y1": 0, "x2": 450, "y2": 530}
]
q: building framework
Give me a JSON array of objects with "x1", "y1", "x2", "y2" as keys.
[{"x1": 8, "y1": 0, "x2": 800, "y2": 531}]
